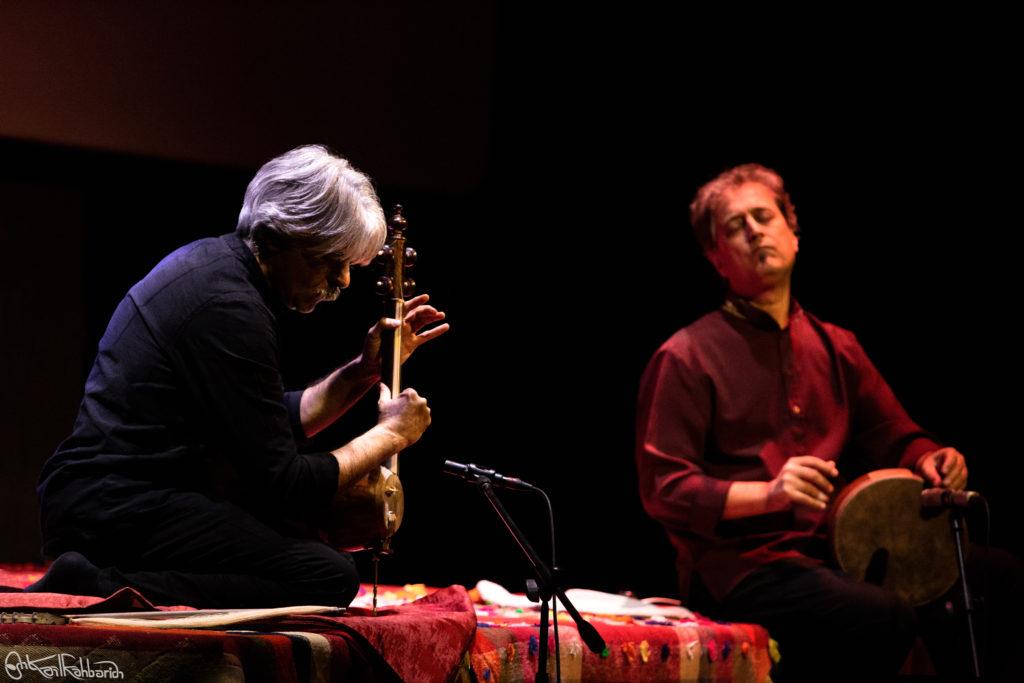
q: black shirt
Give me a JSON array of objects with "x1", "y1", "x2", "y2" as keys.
[{"x1": 38, "y1": 234, "x2": 339, "y2": 553}]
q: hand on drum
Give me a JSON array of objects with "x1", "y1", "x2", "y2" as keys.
[
  {"x1": 768, "y1": 455, "x2": 839, "y2": 511},
  {"x1": 916, "y1": 447, "x2": 968, "y2": 490}
]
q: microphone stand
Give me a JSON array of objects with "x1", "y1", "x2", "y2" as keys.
[
  {"x1": 466, "y1": 472, "x2": 606, "y2": 682},
  {"x1": 949, "y1": 508, "x2": 981, "y2": 679}
]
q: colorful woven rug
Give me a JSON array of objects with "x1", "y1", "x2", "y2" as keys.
[
  {"x1": 2, "y1": 565, "x2": 773, "y2": 682},
  {"x1": 1, "y1": 568, "x2": 473, "y2": 682},
  {"x1": 460, "y1": 593, "x2": 773, "y2": 682}
]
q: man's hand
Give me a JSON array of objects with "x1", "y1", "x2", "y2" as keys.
[
  {"x1": 767, "y1": 455, "x2": 839, "y2": 511},
  {"x1": 723, "y1": 455, "x2": 839, "y2": 519},
  {"x1": 376, "y1": 383, "x2": 431, "y2": 450},
  {"x1": 916, "y1": 447, "x2": 968, "y2": 490},
  {"x1": 330, "y1": 383, "x2": 432, "y2": 490},
  {"x1": 361, "y1": 294, "x2": 449, "y2": 370}
]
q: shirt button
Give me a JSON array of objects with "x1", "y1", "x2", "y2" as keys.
[{"x1": 790, "y1": 403, "x2": 802, "y2": 416}]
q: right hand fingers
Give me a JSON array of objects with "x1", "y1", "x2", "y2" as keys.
[
  {"x1": 786, "y1": 487, "x2": 830, "y2": 510},
  {"x1": 379, "y1": 383, "x2": 425, "y2": 402},
  {"x1": 786, "y1": 464, "x2": 835, "y2": 496},
  {"x1": 396, "y1": 388, "x2": 427, "y2": 416},
  {"x1": 777, "y1": 457, "x2": 837, "y2": 508},
  {"x1": 380, "y1": 387, "x2": 429, "y2": 421},
  {"x1": 784, "y1": 472, "x2": 832, "y2": 504},
  {"x1": 788, "y1": 455, "x2": 838, "y2": 478},
  {"x1": 378, "y1": 387, "x2": 430, "y2": 446},
  {"x1": 917, "y1": 454, "x2": 942, "y2": 487}
]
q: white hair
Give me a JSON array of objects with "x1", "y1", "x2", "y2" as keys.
[{"x1": 236, "y1": 145, "x2": 386, "y2": 264}]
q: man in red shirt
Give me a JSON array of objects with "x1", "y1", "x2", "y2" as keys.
[{"x1": 636, "y1": 163, "x2": 968, "y2": 680}]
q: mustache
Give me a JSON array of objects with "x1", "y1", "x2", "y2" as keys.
[{"x1": 319, "y1": 287, "x2": 341, "y2": 302}]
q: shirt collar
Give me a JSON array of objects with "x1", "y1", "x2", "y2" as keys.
[
  {"x1": 222, "y1": 233, "x2": 277, "y2": 308},
  {"x1": 722, "y1": 295, "x2": 802, "y2": 331}
]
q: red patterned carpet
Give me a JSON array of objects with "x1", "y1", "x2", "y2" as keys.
[{"x1": 1, "y1": 564, "x2": 773, "y2": 682}]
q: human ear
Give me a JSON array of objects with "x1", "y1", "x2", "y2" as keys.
[{"x1": 705, "y1": 249, "x2": 726, "y2": 278}]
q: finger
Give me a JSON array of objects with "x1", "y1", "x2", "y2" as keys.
[
  {"x1": 937, "y1": 449, "x2": 956, "y2": 475},
  {"x1": 791, "y1": 474, "x2": 832, "y2": 502},
  {"x1": 945, "y1": 467, "x2": 968, "y2": 490},
  {"x1": 379, "y1": 317, "x2": 402, "y2": 330},
  {"x1": 940, "y1": 454, "x2": 962, "y2": 480},
  {"x1": 942, "y1": 450, "x2": 965, "y2": 476},
  {"x1": 788, "y1": 488, "x2": 828, "y2": 510},
  {"x1": 918, "y1": 458, "x2": 942, "y2": 487},
  {"x1": 404, "y1": 303, "x2": 439, "y2": 319},
  {"x1": 945, "y1": 475, "x2": 967, "y2": 491},
  {"x1": 791, "y1": 456, "x2": 839, "y2": 478},
  {"x1": 792, "y1": 466, "x2": 835, "y2": 495},
  {"x1": 403, "y1": 302, "x2": 435, "y2": 319},
  {"x1": 401, "y1": 387, "x2": 421, "y2": 400},
  {"x1": 414, "y1": 322, "x2": 450, "y2": 343},
  {"x1": 379, "y1": 383, "x2": 392, "y2": 402},
  {"x1": 783, "y1": 471, "x2": 830, "y2": 500},
  {"x1": 403, "y1": 294, "x2": 430, "y2": 310},
  {"x1": 406, "y1": 308, "x2": 446, "y2": 332}
]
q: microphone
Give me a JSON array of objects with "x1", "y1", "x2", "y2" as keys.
[
  {"x1": 921, "y1": 488, "x2": 985, "y2": 509},
  {"x1": 442, "y1": 460, "x2": 535, "y2": 491}
]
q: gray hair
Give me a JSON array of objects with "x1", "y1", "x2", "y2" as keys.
[{"x1": 236, "y1": 145, "x2": 387, "y2": 264}]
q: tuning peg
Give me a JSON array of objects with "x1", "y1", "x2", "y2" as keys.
[
  {"x1": 390, "y1": 204, "x2": 407, "y2": 230},
  {"x1": 403, "y1": 247, "x2": 417, "y2": 267},
  {"x1": 376, "y1": 276, "x2": 394, "y2": 297},
  {"x1": 403, "y1": 278, "x2": 416, "y2": 295}
]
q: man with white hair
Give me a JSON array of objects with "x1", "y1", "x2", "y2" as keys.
[{"x1": 32, "y1": 145, "x2": 448, "y2": 608}]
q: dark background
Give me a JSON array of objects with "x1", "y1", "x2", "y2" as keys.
[{"x1": 1, "y1": 4, "x2": 1020, "y2": 598}]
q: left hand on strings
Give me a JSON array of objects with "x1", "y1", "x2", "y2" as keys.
[
  {"x1": 362, "y1": 294, "x2": 450, "y2": 368},
  {"x1": 916, "y1": 447, "x2": 968, "y2": 490}
]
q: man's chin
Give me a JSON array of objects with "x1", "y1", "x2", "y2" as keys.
[
  {"x1": 755, "y1": 256, "x2": 794, "y2": 277},
  {"x1": 288, "y1": 291, "x2": 339, "y2": 314},
  {"x1": 287, "y1": 299, "x2": 320, "y2": 314}
]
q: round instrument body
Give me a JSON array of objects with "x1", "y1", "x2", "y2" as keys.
[
  {"x1": 323, "y1": 465, "x2": 404, "y2": 552},
  {"x1": 828, "y1": 468, "x2": 959, "y2": 606}
]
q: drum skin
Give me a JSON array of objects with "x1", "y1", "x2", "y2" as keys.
[{"x1": 828, "y1": 468, "x2": 960, "y2": 606}]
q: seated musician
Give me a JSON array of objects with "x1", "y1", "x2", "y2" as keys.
[
  {"x1": 29, "y1": 145, "x2": 448, "y2": 608},
  {"x1": 635, "y1": 164, "x2": 978, "y2": 679}
]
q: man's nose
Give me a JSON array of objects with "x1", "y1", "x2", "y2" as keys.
[
  {"x1": 333, "y1": 264, "x2": 351, "y2": 289},
  {"x1": 743, "y1": 215, "x2": 764, "y2": 241}
]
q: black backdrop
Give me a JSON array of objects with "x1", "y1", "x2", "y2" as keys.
[{"x1": 1, "y1": 5, "x2": 1020, "y2": 598}]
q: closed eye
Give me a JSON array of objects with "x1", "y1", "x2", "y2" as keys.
[{"x1": 723, "y1": 216, "x2": 745, "y2": 236}]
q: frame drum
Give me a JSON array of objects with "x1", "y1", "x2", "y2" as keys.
[{"x1": 828, "y1": 468, "x2": 960, "y2": 606}]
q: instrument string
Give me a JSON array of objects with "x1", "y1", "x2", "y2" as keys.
[{"x1": 372, "y1": 552, "x2": 381, "y2": 616}]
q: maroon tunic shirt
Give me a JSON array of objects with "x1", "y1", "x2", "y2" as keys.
[{"x1": 636, "y1": 299, "x2": 940, "y2": 601}]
